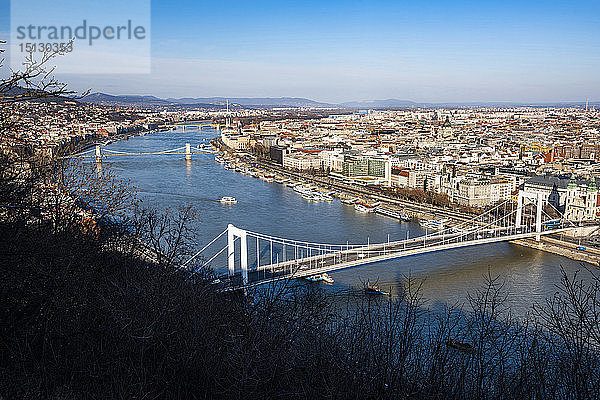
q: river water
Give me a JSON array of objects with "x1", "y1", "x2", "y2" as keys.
[{"x1": 104, "y1": 128, "x2": 593, "y2": 315}]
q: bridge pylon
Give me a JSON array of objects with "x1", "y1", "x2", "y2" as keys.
[
  {"x1": 228, "y1": 224, "x2": 248, "y2": 285},
  {"x1": 516, "y1": 190, "x2": 544, "y2": 241},
  {"x1": 95, "y1": 145, "x2": 102, "y2": 163}
]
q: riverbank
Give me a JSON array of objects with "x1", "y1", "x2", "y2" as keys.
[
  {"x1": 211, "y1": 138, "x2": 600, "y2": 267},
  {"x1": 77, "y1": 127, "x2": 163, "y2": 154},
  {"x1": 511, "y1": 236, "x2": 600, "y2": 267},
  {"x1": 211, "y1": 138, "x2": 474, "y2": 226}
]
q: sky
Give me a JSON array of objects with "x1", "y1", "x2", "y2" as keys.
[{"x1": 1, "y1": 0, "x2": 599, "y2": 103}]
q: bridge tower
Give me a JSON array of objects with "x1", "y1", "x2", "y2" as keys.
[
  {"x1": 227, "y1": 224, "x2": 248, "y2": 285},
  {"x1": 515, "y1": 190, "x2": 544, "y2": 241},
  {"x1": 185, "y1": 143, "x2": 191, "y2": 160},
  {"x1": 95, "y1": 145, "x2": 102, "y2": 163}
]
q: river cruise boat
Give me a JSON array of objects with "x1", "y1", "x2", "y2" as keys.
[
  {"x1": 262, "y1": 175, "x2": 275, "y2": 183},
  {"x1": 304, "y1": 273, "x2": 334, "y2": 284},
  {"x1": 354, "y1": 202, "x2": 376, "y2": 213},
  {"x1": 318, "y1": 193, "x2": 334, "y2": 202},
  {"x1": 376, "y1": 207, "x2": 410, "y2": 221},
  {"x1": 364, "y1": 285, "x2": 390, "y2": 296},
  {"x1": 294, "y1": 185, "x2": 311, "y2": 194},
  {"x1": 302, "y1": 192, "x2": 319, "y2": 201},
  {"x1": 340, "y1": 196, "x2": 357, "y2": 205},
  {"x1": 219, "y1": 196, "x2": 237, "y2": 204},
  {"x1": 420, "y1": 218, "x2": 448, "y2": 230}
]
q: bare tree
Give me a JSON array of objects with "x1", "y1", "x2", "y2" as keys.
[{"x1": 0, "y1": 40, "x2": 85, "y2": 106}]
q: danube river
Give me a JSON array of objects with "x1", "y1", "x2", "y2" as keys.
[{"x1": 105, "y1": 128, "x2": 592, "y2": 315}]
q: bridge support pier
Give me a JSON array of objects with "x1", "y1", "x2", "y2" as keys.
[
  {"x1": 227, "y1": 224, "x2": 248, "y2": 285},
  {"x1": 185, "y1": 143, "x2": 191, "y2": 160}
]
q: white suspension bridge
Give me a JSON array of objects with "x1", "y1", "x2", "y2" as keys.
[
  {"x1": 65, "y1": 142, "x2": 215, "y2": 162},
  {"x1": 185, "y1": 191, "x2": 580, "y2": 289}
]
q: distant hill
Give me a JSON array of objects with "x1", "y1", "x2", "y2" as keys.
[
  {"x1": 82, "y1": 93, "x2": 336, "y2": 108},
  {"x1": 81, "y1": 93, "x2": 599, "y2": 109},
  {"x1": 166, "y1": 97, "x2": 335, "y2": 107},
  {"x1": 340, "y1": 99, "x2": 418, "y2": 108},
  {"x1": 82, "y1": 93, "x2": 176, "y2": 106}
]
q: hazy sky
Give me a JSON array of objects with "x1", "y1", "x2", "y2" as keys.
[{"x1": 1, "y1": 0, "x2": 599, "y2": 103}]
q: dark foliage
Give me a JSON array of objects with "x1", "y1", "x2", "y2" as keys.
[{"x1": 2, "y1": 210, "x2": 600, "y2": 399}]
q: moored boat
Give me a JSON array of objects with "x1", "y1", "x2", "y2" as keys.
[
  {"x1": 376, "y1": 207, "x2": 410, "y2": 221},
  {"x1": 341, "y1": 197, "x2": 357, "y2": 205},
  {"x1": 319, "y1": 193, "x2": 334, "y2": 202},
  {"x1": 302, "y1": 192, "x2": 319, "y2": 201},
  {"x1": 420, "y1": 218, "x2": 448, "y2": 230},
  {"x1": 354, "y1": 202, "x2": 376, "y2": 213}
]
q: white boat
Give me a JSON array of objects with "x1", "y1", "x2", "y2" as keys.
[
  {"x1": 318, "y1": 193, "x2": 334, "y2": 202},
  {"x1": 420, "y1": 218, "x2": 448, "y2": 230},
  {"x1": 302, "y1": 192, "x2": 319, "y2": 201},
  {"x1": 219, "y1": 196, "x2": 237, "y2": 204},
  {"x1": 214, "y1": 156, "x2": 225, "y2": 164},
  {"x1": 341, "y1": 197, "x2": 357, "y2": 205},
  {"x1": 294, "y1": 185, "x2": 310, "y2": 194},
  {"x1": 262, "y1": 175, "x2": 275, "y2": 183},
  {"x1": 354, "y1": 203, "x2": 376, "y2": 213},
  {"x1": 304, "y1": 273, "x2": 334, "y2": 284},
  {"x1": 376, "y1": 207, "x2": 411, "y2": 221}
]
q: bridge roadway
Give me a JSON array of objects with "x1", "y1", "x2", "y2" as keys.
[{"x1": 232, "y1": 226, "x2": 573, "y2": 288}]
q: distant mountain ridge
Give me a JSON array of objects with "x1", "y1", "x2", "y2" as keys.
[
  {"x1": 82, "y1": 93, "x2": 176, "y2": 106},
  {"x1": 166, "y1": 96, "x2": 334, "y2": 107},
  {"x1": 81, "y1": 93, "x2": 598, "y2": 109},
  {"x1": 83, "y1": 93, "x2": 420, "y2": 108},
  {"x1": 340, "y1": 99, "x2": 418, "y2": 108},
  {"x1": 83, "y1": 93, "x2": 337, "y2": 108}
]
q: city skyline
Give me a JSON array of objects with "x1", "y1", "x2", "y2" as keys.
[{"x1": 0, "y1": 0, "x2": 599, "y2": 103}]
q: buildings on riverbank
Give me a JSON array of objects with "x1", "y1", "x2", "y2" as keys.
[
  {"x1": 221, "y1": 107, "x2": 600, "y2": 222},
  {"x1": 5, "y1": 98, "x2": 599, "y2": 222}
]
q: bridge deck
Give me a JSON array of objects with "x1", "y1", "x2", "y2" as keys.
[{"x1": 235, "y1": 227, "x2": 573, "y2": 288}]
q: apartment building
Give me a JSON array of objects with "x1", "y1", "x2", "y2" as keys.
[{"x1": 283, "y1": 152, "x2": 322, "y2": 171}]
